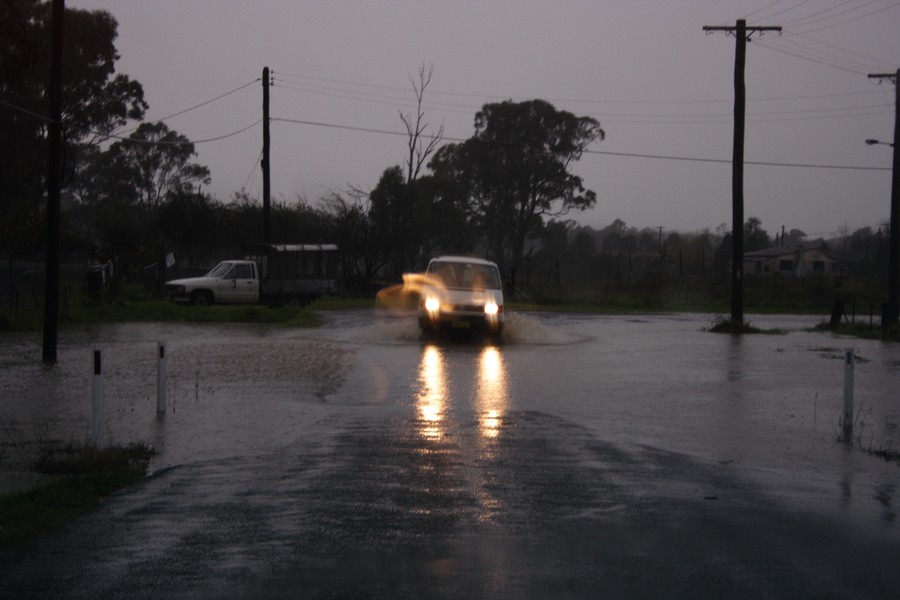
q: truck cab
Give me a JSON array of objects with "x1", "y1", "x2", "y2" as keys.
[{"x1": 164, "y1": 260, "x2": 260, "y2": 305}]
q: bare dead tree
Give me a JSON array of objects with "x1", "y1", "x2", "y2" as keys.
[
  {"x1": 399, "y1": 63, "x2": 444, "y2": 188},
  {"x1": 397, "y1": 63, "x2": 444, "y2": 272}
]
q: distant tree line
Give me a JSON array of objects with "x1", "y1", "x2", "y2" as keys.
[{"x1": 1, "y1": 1, "x2": 890, "y2": 307}]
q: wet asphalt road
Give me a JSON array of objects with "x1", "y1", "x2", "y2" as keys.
[{"x1": 1, "y1": 311, "x2": 898, "y2": 598}]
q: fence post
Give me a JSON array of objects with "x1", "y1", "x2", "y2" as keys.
[
  {"x1": 842, "y1": 348, "x2": 855, "y2": 442},
  {"x1": 92, "y1": 347, "x2": 106, "y2": 448},
  {"x1": 157, "y1": 341, "x2": 167, "y2": 413}
]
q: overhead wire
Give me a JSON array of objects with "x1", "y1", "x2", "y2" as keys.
[
  {"x1": 773, "y1": 0, "x2": 858, "y2": 24},
  {"x1": 754, "y1": 40, "x2": 871, "y2": 76},
  {"x1": 105, "y1": 119, "x2": 262, "y2": 145},
  {"x1": 5, "y1": 48, "x2": 894, "y2": 171},
  {"x1": 740, "y1": 0, "x2": 796, "y2": 21},
  {"x1": 790, "y1": 31, "x2": 896, "y2": 70},
  {"x1": 118, "y1": 78, "x2": 260, "y2": 135},
  {"x1": 0, "y1": 98, "x2": 57, "y2": 123},
  {"x1": 758, "y1": 35, "x2": 879, "y2": 74},
  {"x1": 240, "y1": 148, "x2": 264, "y2": 192},
  {"x1": 781, "y1": 0, "x2": 892, "y2": 27},
  {"x1": 271, "y1": 116, "x2": 890, "y2": 172}
]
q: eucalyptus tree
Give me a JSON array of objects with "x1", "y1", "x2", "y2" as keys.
[
  {"x1": 429, "y1": 99, "x2": 603, "y2": 288},
  {"x1": 1, "y1": 0, "x2": 146, "y2": 254}
]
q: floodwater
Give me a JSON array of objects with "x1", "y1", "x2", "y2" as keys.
[{"x1": 1, "y1": 310, "x2": 898, "y2": 597}]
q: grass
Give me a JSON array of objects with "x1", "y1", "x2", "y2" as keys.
[
  {"x1": 0, "y1": 442, "x2": 155, "y2": 554},
  {"x1": 706, "y1": 315, "x2": 780, "y2": 335},
  {"x1": 812, "y1": 320, "x2": 900, "y2": 342},
  {"x1": 0, "y1": 286, "x2": 322, "y2": 332},
  {"x1": 867, "y1": 447, "x2": 900, "y2": 463},
  {"x1": 4, "y1": 279, "x2": 898, "y2": 340}
]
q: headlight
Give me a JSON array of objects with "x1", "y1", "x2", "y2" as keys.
[
  {"x1": 424, "y1": 297, "x2": 441, "y2": 312},
  {"x1": 484, "y1": 301, "x2": 499, "y2": 316}
]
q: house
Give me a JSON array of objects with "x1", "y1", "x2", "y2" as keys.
[{"x1": 743, "y1": 244, "x2": 846, "y2": 279}]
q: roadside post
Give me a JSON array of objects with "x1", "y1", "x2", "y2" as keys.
[
  {"x1": 842, "y1": 348, "x2": 855, "y2": 442},
  {"x1": 91, "y1": 347, "x2": 106, "y2": 448},
  {"x1": 157, "y1": 341, "x2": 167, "y2": 414}
]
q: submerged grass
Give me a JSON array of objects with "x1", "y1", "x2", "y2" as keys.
[
  {"x1": 706, "y1": 315, "x2": 788, "y2": 335},
  {"x1": 867, "y1": 447, "x2": 900, "y2": 463},
  {"x1": 0, "y1": 442, "x2": 155, "y2": 554},
  {"x1": 812, "y1": 320, "x2": 900, "y2": 342}
]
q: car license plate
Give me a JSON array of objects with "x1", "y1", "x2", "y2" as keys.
[{"x1": 451, "y1": 320, "x2": 470, "y2": 329}]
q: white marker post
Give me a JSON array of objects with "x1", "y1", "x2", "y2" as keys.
[
  {"x1": 157, "y1": 341, "x2": 167, "y2": 414},
  {"x1": 91, "y1": 347, "x2": 106, "y2": 448},
  {"x1": 842, "y1": 348, "x2": 855, "y2": 443}
]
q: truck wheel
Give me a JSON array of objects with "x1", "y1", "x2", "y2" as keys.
[{"x1": 191, "y1": 291, "x2": 213, "y2": 306}]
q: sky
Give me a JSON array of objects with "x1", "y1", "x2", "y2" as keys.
[{"x1": 67, "y1": 0, "x2": 899, "y2": 239}]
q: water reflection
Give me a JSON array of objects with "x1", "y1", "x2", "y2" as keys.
[
  {"x1": 416, "y1": 345, "x2": 446, "y2": 439},
  {"x1": 476, "y1": 346, "x2": 508, "y2": 439},
  {"x1": 415, "y1": 344, "x2": 509, "y2": 442}
]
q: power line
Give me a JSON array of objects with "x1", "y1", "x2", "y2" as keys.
[
  {"x1": 759, "y1": 35, "x2": 880, "y2": 74},
  {"x1": 274, "y1": 68, "x2": 892, "y2": 118},
  {"x1": 0, "y1": 98, "x2": 57, "y2": 123},
  {"x1": 754, "y1": 40, "x2": 870, "y2": 76},
  {"x1": 783, "y1": 0, "x2": 895, "y2": 28},
  {"x1": 273, "y1": 115, "x2": 890, "y2": 171},
  {"x1": 120, "y1": 78, "x2": 260, "y2": 135},
  {"x1": 748, "y1": 0, "x2": 818, "y2": 22},
  {"x1": 272, "y1": 79, "x2": 891, "y2": 128},
  {"x1": 584, "y1": 148, "x2": 889, "y2": 171},
  {"x1": 105, "y1": 119, "x2": 262, "y2": 145},
  {"x1": 240, "y1": 149, "x2": 263, "y2": 192},
  {"x1": 789, "y1": 1, "x2": 900, "y2": 33},
  {"x1": 790, "y1": 31, "x2": 897, "y2": 71}
]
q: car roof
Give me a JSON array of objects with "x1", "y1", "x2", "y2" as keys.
[{"x1": 428, "y1": 256, "x2": 498, "y2": 268}]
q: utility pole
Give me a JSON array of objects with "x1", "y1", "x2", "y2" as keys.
[
  {"x1": 868, "y1": 69, "x2": 899, "y2": 330},
  {"x1": 42, "y1": 0, "x2": 64, "y2": 363},
  {"x1": 704, "y1": 19, "x2": 781, "y2": 332},
  {"x1": 262, "y1": 66, "x2": 271, "y2": 245}
]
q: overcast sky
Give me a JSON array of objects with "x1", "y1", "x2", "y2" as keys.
[{"x1": 68, "y1": 0, "x2": 899, "y2": 238}]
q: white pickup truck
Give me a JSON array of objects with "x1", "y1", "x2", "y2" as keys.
[
  {"x1": 163, "y1": 244, "x2": 339, "y2": 306},
  {"x1": 164, "y1": 260, "x2": 261, "y2": 306}
]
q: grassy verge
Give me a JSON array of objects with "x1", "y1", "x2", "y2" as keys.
[
  {"x1": 3, "y1": 282, "x2": 897, "y2": 342},
  {"x1": 867, "y1": 447, "x2": 900, "y2": 463},
  {"x1": 0, "y1": 287, "x2": 321, "y2": 332},
  {"x1": 812, "y1": 320, "x2": 900, "y2": 342},
  {"x1": 0, "y1": 442, "x2": 155, "y2": 554}
]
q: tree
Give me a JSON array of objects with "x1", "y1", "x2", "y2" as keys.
[
  {"x1": 367, "y1": 166, "x2": 407, "y2": 278},
  {"x1": 429, "y1": 99, "x2": 604, "y2": 287},
  {"x1": 399, "y1": 64, "x2": 444, "y2": 190},
  {"x1": 396, "y1": 63, "x2": 444, "y2": 272},
  {"x1": 158, "y1": 190, "x2": 221, "y2": 262},
  {"x1": 782, "y1": 228, "x2": 806, "y2": 247},
  {"x1": 80, "y1": 122, "x2": 210, "y2": 212},
  {"x1": 1, "y1": 0, "x2": 146, "y2": 254},
  {"x1": 323, "y1": 192, "x2": 384, "y2": 295},
  {"x1": 743, "y1": 217, "x2": 771, "y2": 252}
]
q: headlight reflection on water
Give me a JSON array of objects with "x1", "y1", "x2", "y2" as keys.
[
  {"x1": 477, "y1": 346, "x2": 508, "y2": 439},
  {"x1": 417, "y1": 345, "x2": 446, "y2": 439},
  {"x1": 415, "y1": 344, "x2": 509, "y2": 442}
]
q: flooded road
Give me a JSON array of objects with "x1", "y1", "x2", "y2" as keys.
[{"x1": 1, "y1": 310, "x2": 898, "y2": 598}]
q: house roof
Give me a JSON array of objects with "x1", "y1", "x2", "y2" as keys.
[{"x1": 743, "y1": 244, "x2": 840, "y2": 261}]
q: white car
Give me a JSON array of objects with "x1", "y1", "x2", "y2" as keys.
[{"x1": 417, "y1": 256, "x2": 504, "y2": 337}]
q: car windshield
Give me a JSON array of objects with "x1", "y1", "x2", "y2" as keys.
[
  {"x1": 429, "y1": 261, "x2": 500, "y2": 290},
  {"x1": 206, "y1": 263, "x2": 233, "y2": 278}
]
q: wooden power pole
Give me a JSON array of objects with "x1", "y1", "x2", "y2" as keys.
[
  {"x1": 704, "y1": 19, "x2": 781, "y2": 332},
  {"x1": 262, "y1": 66, "x2": 271, "y2": 244},
  {"x1": 42, "y1": 0, "x2": 64, "y2": 363},
  {"x1": 868, "y1": 69, "x2": 899, "y2": 330}
]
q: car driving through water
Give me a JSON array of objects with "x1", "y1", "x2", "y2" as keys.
[{"x1": 417, "y1": 256, "x2": 504, "y2": 337}]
